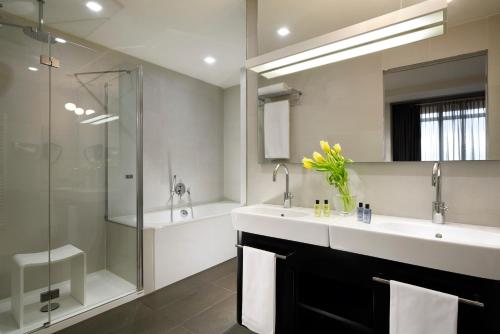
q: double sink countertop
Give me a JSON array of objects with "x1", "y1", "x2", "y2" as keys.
[{"x1": 232, "y1": 204, "x2": 500, "y2": 281}]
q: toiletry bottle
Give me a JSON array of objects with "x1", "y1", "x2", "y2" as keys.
[
  {"x1": 357, "y1": 202, "x2": 364, "y2": 221},
  {"x1": 314, "y1": 200, "x2": 321, "y2": 217},
  {"x1": 323, "y1": 200, "x2": 331, "y2": 217},
  {"x1": 363, "y1": 204, "x2": 372, "y2": 224}
]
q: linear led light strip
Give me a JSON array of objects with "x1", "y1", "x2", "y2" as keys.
[
  {"x1": 248, "y1": 0, "x2": 447, "y2": 79},
  {"x1": 262, "y1": 25, "x2": 444, "y2": 79},
  {"x1": 80, "y1": 114, "x2": 119, "y2": 125}
]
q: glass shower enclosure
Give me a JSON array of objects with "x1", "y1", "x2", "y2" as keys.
[{"x1": 0, "y1": 2, "x2": 143, "y2": 333}]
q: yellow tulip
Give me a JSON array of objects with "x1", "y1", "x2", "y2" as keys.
[
  {"x1": 302, "y1": 157, "x2": 314, "y2": 169},
  {"x1": 333, "y1": 143, "x2": 342, "y2": 154},
  {"x1": 313, "y1": 152, "x2": 325, "y2": 163},
  {"x1": 320, "y1": 140, "x2": 331, "y2": 154}
]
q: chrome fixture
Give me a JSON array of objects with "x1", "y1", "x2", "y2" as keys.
[
  {"x1": 168, "y1": 175, "x2": 190, "y2": 222},
  {"x1": 187, "y1": 187, "x2": 194, "y2": 219},
  {"x1": 372, "y1": 277, "x2": 484, "y2": 307},
  {"x1": 0, "y1": 0, "x2": 56, "y2": 43},
  {"x1": 432, "y1": 162, "x2": 448, "y2": 224},
  {"x1": 168, "y1": 175, "x2": 178, "y2": 223},
  {"x1": 273, "y1": 163, "x2": 293, "y2": 208}
]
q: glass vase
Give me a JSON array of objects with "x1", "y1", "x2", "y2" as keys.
[{"x1": 333, "y1": 190, "x2": 357, "y2": 216}]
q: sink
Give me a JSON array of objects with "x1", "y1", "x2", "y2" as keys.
[
  {"x1": 329, "y1": 215, "x2": 500, "y2": 280},
  {"x1": 242, "y1": 206, "x2": 309, "y2": 218},
  {"x1": 377, "y1": 221, "x2": 500, "y2": 248},
  {"x1": 231, "y1": 204, "x2": 330, "y2": 246}
]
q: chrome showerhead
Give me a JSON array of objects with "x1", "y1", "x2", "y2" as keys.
[{"x1": 0, "y1": 0, "x2": 55, "y2": 43}]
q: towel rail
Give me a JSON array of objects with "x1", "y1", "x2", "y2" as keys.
[
  {"x1": 372, "y1": 277, "x2": 484, "y2": 308},
  {"x1": 235, "y1": 244, "x2": 291, "y2": 260}
]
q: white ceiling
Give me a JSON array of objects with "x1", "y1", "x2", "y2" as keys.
[
  {"x1": 2, "y1": 0, "x2": 500, "y2": 88},
  {"x1": 2, "y1": 0, "x2": 246, "y2": 88}
]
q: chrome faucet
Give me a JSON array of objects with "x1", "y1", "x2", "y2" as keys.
[
  {"x1": 273, "y1": 163, "x2": 293, "y2": 208},
  {"x1": 168, "y1": 175, "x2": 177, "y2": 223},
  {"x1": 432, "y1": 162, "x2": 448, "y2": 224}
]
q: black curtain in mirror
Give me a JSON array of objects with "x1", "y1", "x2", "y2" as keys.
[
  {"x1": 391, "y1": 94, "x2": 486, "y2": 161},
  {"x1": 391, "y1": 104, "x2": 421, "y2": 161}
]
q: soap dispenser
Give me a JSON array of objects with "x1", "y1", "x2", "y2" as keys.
[
  {"x1": 357, "y1": 203, "x2": 364, "y2": 221},
  {"x1": 314, "y1": 200, "x2": 321, "y2": 217},
  {"x1": 363, "y1": 204, "x2": 372, "y2": 224},
  {"x1": 323, "y1": 200, "x2": 331, "y2": 217}
]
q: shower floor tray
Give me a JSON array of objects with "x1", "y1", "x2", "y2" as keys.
[{"x1": 0, "y1": 270, "x2": 136, "y2": 334}]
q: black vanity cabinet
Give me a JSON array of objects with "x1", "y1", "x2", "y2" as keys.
[{"x1": 236, "y1": 232, "x2": 500, "y2": 334}]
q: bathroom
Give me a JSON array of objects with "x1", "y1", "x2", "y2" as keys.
[{"x1": 1, "y1": 0, "x2": 500, "y2": 333}]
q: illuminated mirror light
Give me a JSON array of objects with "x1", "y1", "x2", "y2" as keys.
[
  {"x1": 28, "y1": 67, "x2": 39, "y2": 71},
  {"x1": 65, "y1": 102, "x2": 76, "y2": 111},
  {"x1": 204, "y1": 56, "x2": 216, "y2": 64},
  {"x1": 74, "y1": 107, "x2": 84, "y2": 116},
  {"x1": 261, "y1": 25, "x2": 444, "y2": 79},
  {"x1": 248, "y1": 0, "x2": 447, "y2": 78},
  {"x1": 85, "y1": 109, "x2": 96, "y2": 115},
  {"x1": 81, "y1": 114, "x2": 111, "y2": 124},
  {"x1": 91, "y1": 115, "x2": 119, "y2": 125},
  {"x1": 251, "y1": 10, "x2": 445, "y2": 74},
  {"x1": 277, "y1": 27, "x2": 290, "y2": 37},
  {"x1": 86, "y1": 1, "x2": 102, "y2": 12}
]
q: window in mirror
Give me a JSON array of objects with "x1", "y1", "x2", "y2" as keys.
[
  {"x1": 385, "y1": 51, "x2": 488, "y2": 162},
  {"x1": 391, "y1": 94, "x2": 486, "y2": 161}
]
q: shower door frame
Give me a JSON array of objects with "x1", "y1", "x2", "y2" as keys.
[{"x1": 72, "y1": 66, "x2": 144, "y2": 293}]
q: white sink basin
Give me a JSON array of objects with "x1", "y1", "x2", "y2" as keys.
[
  {"x1": 330, "y1": 215, "x2": 500, "y2": 280},
  {"x1": 231, "y1": 205, "x2": 330, "y2": 246},
  {"x1": 377, "y1": 221, "x2": 500, "y2": 248},
  {"x1": 243, "y1": 206, "x2": 309, "y2": 218}
]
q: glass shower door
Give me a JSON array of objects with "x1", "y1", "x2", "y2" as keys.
[
  {"x1": 46, "y1": 29, "x2": 141, "y2": 324},
  {"x1": 0, "y1": 15, "x2": 51, "y2": 333}
]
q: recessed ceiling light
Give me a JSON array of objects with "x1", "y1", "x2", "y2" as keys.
[
  {"x1": 74, "y1": 107, "x2": 84, "y2": 116},
  {"x1": 65, "y1": 102, "x2": 76, "y2": 111},
  {"x1": 86, "y1": 1, "x2": 103, "y2": 12},
  {"x1": 85, "y1": 109, "x2": 96, "y2": 115},
  {"x1": 28, "y1": 66, "x2": 38, "y2": 72},
  {"x1": 277, "y1": 27, "x2": 290, "y2": 37},
  {"x1": 55, "y1": 37, "x2": 66, "y2": 44},
  {"x1": 447, "y1": 0, "x2": 453, "y2": 2},
  {"x1": 204, "y1": 56, "x2": 216, "y2": 65}
]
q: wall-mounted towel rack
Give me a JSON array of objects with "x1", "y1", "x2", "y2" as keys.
[
  {"x1": 372, "y1": 277, "x2": 484, "y2": 308},
  {"x1": 258, "y1": 88, "x2": 302, "y2": 107},
  {"x1": 235, "y1": 244, "x2": 292, "y2": 260}
]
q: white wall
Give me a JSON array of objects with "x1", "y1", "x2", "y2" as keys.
[
  {"x1": 142, "y1": 64, "x2": 225, "y2": 211},
  {"x1": 223, "y1": 85, "x2": 241, "y2": 202}
]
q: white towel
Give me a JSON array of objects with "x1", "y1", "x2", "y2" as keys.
[
  {"x1": 242, "y1": 246, "x2": 276, "y2": 334},
  {"x1": 258, "y1": 83, "x2": 291, "y2": 97},
  {"x1": 390, "y1": 280, "x2": 458, "y2": 334},
  {"x1": 264, "y1": 100, "x2": 290, "y2": 159}
]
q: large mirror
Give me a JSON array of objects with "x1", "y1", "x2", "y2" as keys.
[{"x1": 254, "y1": 0, "x2": 500, "y2": 163}]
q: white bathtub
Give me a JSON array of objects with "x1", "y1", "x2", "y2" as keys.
[{"x1": 135, "y1": 201, "x2": 240, "y2": 292}]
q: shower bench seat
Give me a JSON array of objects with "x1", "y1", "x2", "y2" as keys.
[{"x1": 11, "y1": 244, "x2": 86, "y2": 328}]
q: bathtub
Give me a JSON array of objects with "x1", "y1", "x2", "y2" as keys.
[{"x1": 116, "y1": 201, "x2": 240, "y2": 292}]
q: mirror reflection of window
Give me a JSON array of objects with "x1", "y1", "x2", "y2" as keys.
[
  {"x1": 386, "y1": 52, "x2": 488, "y2": 162},
  {"x1": 392, "y1": 94, "x2": 486, "y2": 162}
]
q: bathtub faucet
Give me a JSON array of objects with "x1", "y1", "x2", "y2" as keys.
[{"x1": 168, "y1": 174, "x2": 189, "y2": 222}]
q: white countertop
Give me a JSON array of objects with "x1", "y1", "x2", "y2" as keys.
[{"x1": 232, "y1": 204, "x2": 500, "y2": 280}]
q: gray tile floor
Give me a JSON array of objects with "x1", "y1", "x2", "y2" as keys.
[{"x1": 57, "y1": 258, "x2": 254, "y2": 334}]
